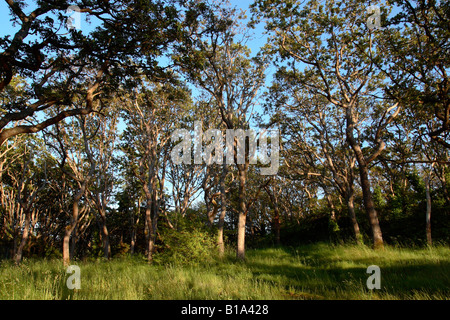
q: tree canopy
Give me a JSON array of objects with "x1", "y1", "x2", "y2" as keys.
[{"x1": 0, "y1": 0, "x2": 448, "y2": 265}]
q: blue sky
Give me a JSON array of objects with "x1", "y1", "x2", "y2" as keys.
[
  {"x1": 0, "y1": 0, "x2": 267, "y2": 53},
  {"x1": 0, "y1": 0, "x2": 272, "y2": 129},
  {"x1": 0, "y1": 0, "x2": 271, "y2": 89},
  {"x1": 0, "y1": 0, "x2": 400, "y2": 204}
]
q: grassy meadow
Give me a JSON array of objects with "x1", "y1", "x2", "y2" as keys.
[{"x1": 1, "y1": 243, "x2": 449, "y2": 300}]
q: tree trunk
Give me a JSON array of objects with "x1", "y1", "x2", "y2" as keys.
[
  {"x1": 236, "y1": 211, "x2": 246, "y2": 260},
  {"x1": 99, "y1": 213, "x2": 111, "y2": 259},
  {"x1": 130, "y1": 200, "x2": 140, "y2": 255},
  {"x1": 92, "y1": 194, "x2": 111, "y2": 259},
  {"x1": 144, "y1": 204, "x2": 154, "y2": 262},
  {"x1": 208, "y1": 199, "x2": 218, "y2": 227},
  {"x1": 425, "y1": 176, "x2": 432, "y2": 246},
  {"x1": 150, "y1": 192, "x2": 159, "y2": 260},
  {"x1": 358, "y1": 162, "x2": 384, "y2": 249},
  {"x1": 217, "y1": 165, "x2": 228, "y2": 257},
  {"x1": 236, "y1": 165, "x2": 247, "y2": 261},
  {"x1": 70, "y1": 223, "x2": 77, "y2": 261},
  {"x1": 143, "y1": 188, "x2": 159, "y2": 263},
  {"x1": 326, "y1": 193, "x2": 337, "y2": 223},
  {"x1": 130, "y1": 227, "x2": 136, "y2": 255},
  {"x1": 13, "y1": 210, "x2": 31, "y2": 265},
  {"x1": 63, "y1": 190, "x2": 84, "y2": 266},
  {"x1": 346, "y1": 107, "x2": 384, "y2": 250},
  {"x1": 347, "y1": 190, "x2": 362, "y2": 245}
]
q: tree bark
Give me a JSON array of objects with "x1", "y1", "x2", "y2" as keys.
[
  {"x1": 358, "y1": 161, "x2": 384, "y2": 249},
  {"x1": 217, "y1": 165, "x2": 228, "y2": 257},
  {"x1": 13, "y1": 210, "x2": 31, "y2": 265},
  {"x1": 236, "y1": 165, "x2": 247, "y2": 261},
  {"x1": 144, "y1": 201, "x2": 154, "y2": 262},
  {"x1": 130, "y1": 199, "x2": 140, "y2": 255},
  {"x1": 99, "y1": 212, "x2": 111, "y2": 259},
  {"x1": 63, "y1": 188, "x2": 85, "y2": 266},
  {"x1": 347, "y1": 190, "x2": 362, "y2": 245},
  {"x1": 130, "y1": 217, "x2": 136, "y2": 255},
  {"x1": 326, "y1": 194, "x2": 337, "y2": 223},
  {"x1": 425, "y1": 176, "x2": 432, "y2": 246},
  {"x1": 143, "y1": 179, "x2": 158, "y2": 263},
  {"x1": 346, "y1": 107, "x2": 384, "y2": 250}
]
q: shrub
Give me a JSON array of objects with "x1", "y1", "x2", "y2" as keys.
[{"x1": 154, "y1": 215, "x2": 217, "y2": 266}]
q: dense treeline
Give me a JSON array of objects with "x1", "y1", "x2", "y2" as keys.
[{"x1": 0, "y1": 0, "x2": 448, "y2": 265}]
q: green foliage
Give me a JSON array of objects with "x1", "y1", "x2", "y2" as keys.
[
  {"x1": 277, "y1": 190, "x2": 450, "y2": 247},
  {"x1": 1, "y1": 0, "x2": 449, "y2": 288},
  {"x1": 1, "y1": 244, "x2": 449, "y2": 300},
  {"x1": 154, "y1": 215, "x2": 218, "y2": 266}
]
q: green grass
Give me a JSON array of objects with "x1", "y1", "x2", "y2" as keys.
[{"x1": 1, "y1": 243, "x2": 449, "y2": 300}]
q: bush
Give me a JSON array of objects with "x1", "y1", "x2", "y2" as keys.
[{"x1": 154, "y1": 215, "x2": 217, "y2": 266}]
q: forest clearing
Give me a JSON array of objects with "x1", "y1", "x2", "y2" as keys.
[
  {"x1": 1, "y1": 244, "x2": 449, "y2": 300},
  {"x1": 0, "y1": 0, "x2": 449, "y2": 303}
]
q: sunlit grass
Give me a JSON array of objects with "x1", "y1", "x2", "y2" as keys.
[{"x1": 1, "y1": 243, "x2": 449, "y2": 300}]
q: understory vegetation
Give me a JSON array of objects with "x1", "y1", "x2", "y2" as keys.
[
  {"x1": 0, "y1": 0, "x2": 449, "y2": 301},
  {"x1": 1, "y1": 243, "x2": 449, "y2": 300}
]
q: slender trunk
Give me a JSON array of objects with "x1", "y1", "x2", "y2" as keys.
[
  {"x1": 326, "y1": 193, "x2": 337, "y2": 223},
  {"x1": 130, "y1": 227, "x2": 136, "y2": 255},
  {"x1": 181, "y1": 193, "x2": 190, "y2": 218},
  {"x1": 93, "y1": 192, "x2": 111, "y2": 259},
  {"x1": 130, "y1": 199, "x2": 140, "y2": 255},
  {"x1": 63, "y1": 190, "x2": 84, "y2": 266},
  {"x1": 99, "y1": 212, "x2": 110, "y2": 259},
  {"x1": 144, "y1": 204, "x2": 153, "y2": 262},
  {"x1": 248, "y1": 211, "x2": 254, "y2": 237},
  {"x1": 142, "y1": 146, "x2": 160, "y2": 263},
  {"x1": 358, "y1": 163, "x2": 383, "y2": 249},
  {"x1": 425, "y1": 176, "x2": 432, "y2": 246},
  {"x1": 143, "y1": 188, "x2": 159, "y2": 263},
  {"x1": 347, "y1": 191, "x2": 362, "y2": 245},
  {"x1": 218, "y1": 165, "x2": 227, "y2": 257},
  {"x1": 346, "y1": 108, "x2": 383, "y2": 250},
  {"x1": 150, "y1": 191, "x2": 159, "y2": 260},
  {"x1": 204, "y1": 169, "x2": 217, "y2": 228},
  {"x1": 236, "y1": 211, "x2": 246, "y2": 260},
  {"x1": 63, "y1": 204, "x2": 76, "y2": 266},
  {"x1": 12, "y1": 235, "x2": 17, "y2": 260},
  {"x1": 236, "y1": 165, "x2": 247, "y2": 261},
  {"x1": 208, "y1": 200, "x2": 217, "y2": 227},
  {"x1": 13, "y1": 210, "x2": 31, "y2": 265},
  {"x1": 70, "y1": 223, "x2": 77, "y2": 261}
]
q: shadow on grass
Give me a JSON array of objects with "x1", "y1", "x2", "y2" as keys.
[{"x1": 244, "y1": 245, "x2": 450, "y2": 299}]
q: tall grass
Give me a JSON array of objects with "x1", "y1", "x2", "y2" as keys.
[{"x1": 1, "y1": 243, "x2": 449, "y2": 300}]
